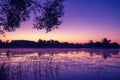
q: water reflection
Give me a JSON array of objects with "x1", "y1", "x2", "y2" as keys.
[
  {"x1": 83, "y1": 49, "x2": 120, "y2": 59},
  {"x1": 0, "y1": 49, "x2": 120, "y2": 80}
]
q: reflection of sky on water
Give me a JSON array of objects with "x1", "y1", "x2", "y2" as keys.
[{"x1": 0, "y1": 49, "x2": 120, "y2": 80}]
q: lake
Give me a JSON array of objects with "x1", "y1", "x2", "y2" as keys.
[{"x1": 0, "y1": 48, "x2": 120, "y2": 80}]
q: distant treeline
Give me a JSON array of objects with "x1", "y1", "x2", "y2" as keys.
[{"x1": 0, "y1": 38, "x2": 120, "y2": 49}]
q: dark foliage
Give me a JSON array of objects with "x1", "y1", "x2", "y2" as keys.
[
  {"x1": 0, "y1": 0, "x2": 64, "y2": 34},
  {"x1": 0, "y1": 38, "x2": 120, "y2": 49},
  {"x1": 85, "y1": 38, "x2": 120, "y2": 49}
]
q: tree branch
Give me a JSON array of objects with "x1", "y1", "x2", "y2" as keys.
[{"x1": 29, "y1": 0, "x2": 45, "y2": 9}]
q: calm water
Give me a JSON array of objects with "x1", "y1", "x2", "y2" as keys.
[{"x1": 0, "y1": 48, "x2": 120, "y2": 80}]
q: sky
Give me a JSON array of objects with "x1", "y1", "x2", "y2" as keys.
[{"x1": 1, "y1": 0, "x2": 120, "y2": 43}]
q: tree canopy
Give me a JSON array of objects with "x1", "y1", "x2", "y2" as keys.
[
  {"x1": 0, "y1": 0, "x2": 65, "y2": 34},
  {"x1": 102, "y1": 38, "x2": 111, "y2": 44}
]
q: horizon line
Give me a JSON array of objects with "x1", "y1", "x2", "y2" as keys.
[{"x1": 1, "y1": 39, "x2": 120, "y2": 44}]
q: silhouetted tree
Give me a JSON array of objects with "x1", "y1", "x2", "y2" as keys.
[
  {"x1": 89, "y1": 40, "x2": 94, "y2": 44},
  {"x1": 111, "y1": 42, "x2": 120, "y2": 48},
  {"x1": 0, "y1": 0, "x2": 65, "y2": 34},
  {"x1": 0, "y1": 40, "x2": 2, "y2": 43},
  {"x1": 87, "y1": 40, "x2": 94, "y2": 48},
  {"x1": 102, "y1": 38, "x2": 111, "y2": 44}
]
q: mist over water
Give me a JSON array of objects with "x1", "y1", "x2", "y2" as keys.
[{"x1": 0, "y1": 49, "x2": 120, "y2": 80}]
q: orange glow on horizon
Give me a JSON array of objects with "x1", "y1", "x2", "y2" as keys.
[{"x1": 0, "y1": 22, "x2": 120, "y2": 44}]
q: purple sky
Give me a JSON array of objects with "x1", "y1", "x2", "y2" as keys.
[{"x1": 2, "y1": 0, "x2": 120, "y2": 43}]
